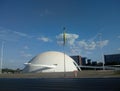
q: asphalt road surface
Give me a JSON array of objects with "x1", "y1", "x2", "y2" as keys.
[{"x1": 0, "y1": 78, "x2": 120, "y2": 91}]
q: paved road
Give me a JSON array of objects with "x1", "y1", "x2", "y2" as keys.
[{"x1": 0, "y1": 78, "x2": 120, "y2": 91}]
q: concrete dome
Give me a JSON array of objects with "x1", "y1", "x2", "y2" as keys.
[{"x1": 23, "y1": 51, "x2": 81, "y2": 73}]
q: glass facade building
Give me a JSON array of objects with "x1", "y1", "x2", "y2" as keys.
[
  {"x1": 104, "y1": 54, "x2": 120, "y2": 65},
  {"x1": 70, "y1": 56, "x2": 87, "y2": 65}
]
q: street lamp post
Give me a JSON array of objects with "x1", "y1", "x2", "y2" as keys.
[
  {"x1": 0, "y1": 41, "x2": 4, "y2": 74},
  {"x1": 63, "y1": 28, "x2": 66, "y2": 77},
  {"x1": 99, "y1": 33, "x2": 105, "y2": 70}
]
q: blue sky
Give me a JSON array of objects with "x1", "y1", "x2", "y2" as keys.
[{"x1": 0, "y1": 0, "x2": 120, "y2": 69}]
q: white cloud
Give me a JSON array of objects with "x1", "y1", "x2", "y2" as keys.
[
  {"x1": 13, "y1": 31, "x2": 32, "y2": 38},
  {"x1": 69, "y1": 46, "x2": 82, "y2": 55},
  {"x1": 0, "y1": 31, "x2": 6, "y2": 38},
  {"x1": 78, "y1": 40, "x2": 96, "y2": 50},
  {"x1": 40, "y1": 9, "x2": 53, "y2": 17},
  {"x1": 0, "y1": 28, "x2": 53, "y2": 43},
  {"x1": 78, "y1": 40, "x2": 109, "y2": 50},
  {"x1": 118, "y1": 48, "x2": 120, "y2": 51},
  {"x1": 37, "y1": 37, "x2": 51, "y2": 42},
  {"x1": 86, "y1": 51, "x2": 93, "y2": 54},
  {"x1": 20, "y1": 51, "x2": 32, "y2": 58},
  {"x1": 118, "y1": 36, "x2": 120, "y2": 38},
  {"x1": 22, "y1": 53, "x2": 32, "y2": 58},
  {"x1": 97, "y1": 40, "x2": 109, "y2": 47},
  {"x1": 0, "y1": 29, "x2": 17, "y2": 41},
  {"x1": 24, "y1": 45, "x2": 29, "y2": 50},
  {"x1": 56, "y1": 33, "x2": 79, "y2": 45},
  {"x1": 56, "y1": 32, "x2": 109, "y2": 56},
  {"x1": 0, "y1": 28, "x2": 33, "y2": 42},
  {"x1": 13, "y1": 31, "x2": 28, "y2": 37}
]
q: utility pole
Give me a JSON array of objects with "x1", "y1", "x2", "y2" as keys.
[
  {"x1": 63, "y1": 27, "x2": 66, "y2": 77},
  {"x1": 99, "y1": 33, "x2": 105, "y2": 70},
  {"x1": 0, "y1": 41, "x2": 4, "y2": 74}
]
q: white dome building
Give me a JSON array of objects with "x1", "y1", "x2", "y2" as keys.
[{"x1": 23, "y1": 51, "x2": 81, "y2": 73}]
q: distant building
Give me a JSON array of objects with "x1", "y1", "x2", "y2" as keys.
[
  {"x1": 97, "y1": 62, "x2": 103, "y2": 66},
  {"x1": 81, "y1": 57, "x2": 87, "y2": 65},
  {"x1": 70, "y1": 56, "x2": 87, "y2": 65},
  {"x1": 104, "y1": 54, "x2": 120, "y2": 65},
  {"x1": 87, "y1": 59, "x2": 91, "y2": 65},
  {"x1": 91, "y1": 61, "x2": 97, "y2": 66},
  {"x1": 70, "y1": 56, "x2": 81, "y2": 65}
]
